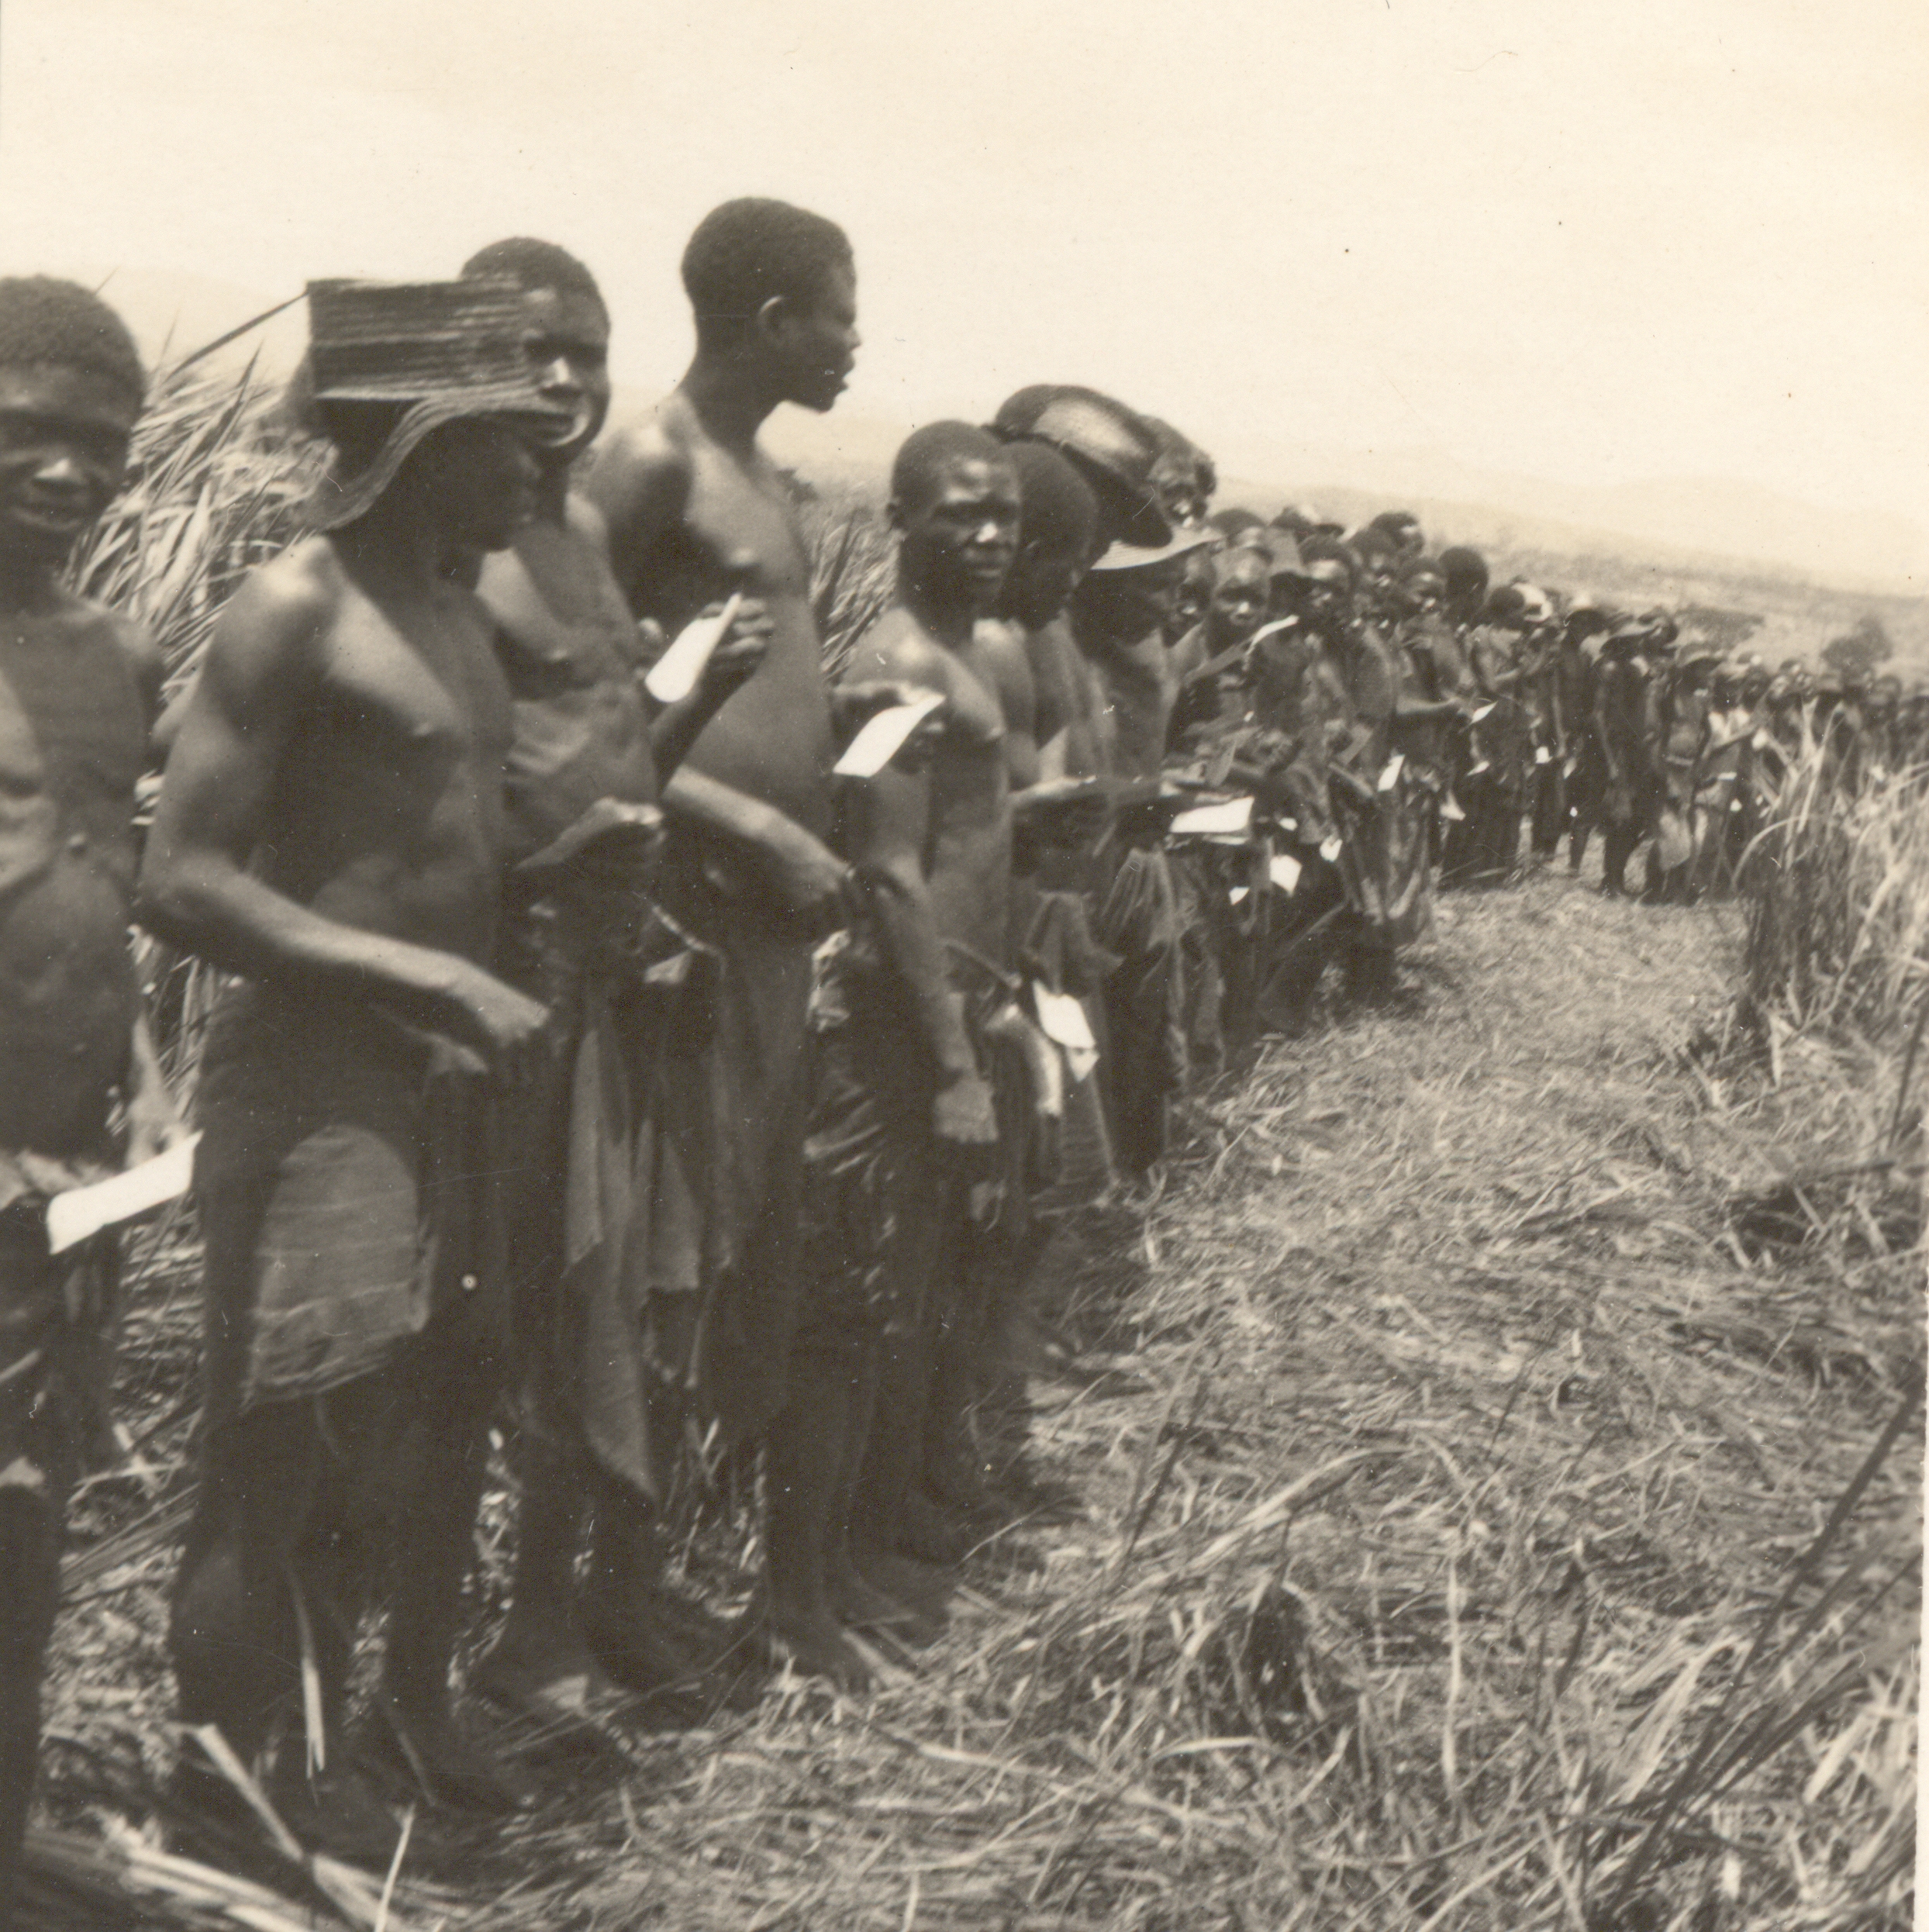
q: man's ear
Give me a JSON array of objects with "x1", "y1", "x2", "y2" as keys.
[
  {"x1": 754, "y1": 292, "x2": 794, "y2": 348},
  {"x1": 885, "y1": 495, "x2": 907, "y2": 536}
]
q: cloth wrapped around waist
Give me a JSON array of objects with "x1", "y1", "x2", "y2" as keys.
[
  {"x1": 799, "y1": 927, "x2": 1058, "y2": 1340},
  {"x1": 193, "y1": 982, "x2": 509, "y2": 1419},
  {"x1": 499, "y1": 871, "x2": 725, "y2": 1497}
]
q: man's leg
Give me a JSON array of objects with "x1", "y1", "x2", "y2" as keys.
[
  {"x1": 0, "y1": 1238, "x2": 79, "y2": 1915},
  {"x1": 376, "y1": 1301, "x2": 524, "y2": 1809}
]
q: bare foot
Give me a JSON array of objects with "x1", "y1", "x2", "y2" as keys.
[
  {"x1": 764, "y1": 1602, "x2": 874, "y2": 1692},
  {"x1": 855, "y1": 1548, "x2": 953, "y2": 1621},
  {"x1": 828, "y1": 1562, "x2": 945, "y2": 1645},
  {"x1": 472, "y1": 1636, "x2": 627, "y2": 1736},
  {"x1": 374, "y1": 1699, "x2": 535, "y2": 1814},
  {"x1": 895, "y1": 1489, "x2": 971, "y2": 1566},
  {"x1": 581, "y1": 1598, "x2": 715, "y2": 1699}
]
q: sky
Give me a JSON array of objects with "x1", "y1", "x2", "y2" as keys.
[{"x1": 2, "y1": 0, "x2": 1924, "y2": 566}]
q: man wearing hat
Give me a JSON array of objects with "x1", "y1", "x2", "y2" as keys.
[
  {"x1": 1067, "y1": 519, "x2": 1215, "y2": 1176},
  {"x1": 145, "y1": 277, "x2": 564, "y2": 1852}
]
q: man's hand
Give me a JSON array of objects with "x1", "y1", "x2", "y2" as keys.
[
  {"x1": 758, "y1": 825, "x2": 854, "y2": 922},
  {"x1": 122, "y1": 1014, "x2": 188, "y2": 1167},
  {"x1": 441, "y1": 964, "x2": 551, "y2": 1087},
  {"x1": 695, "y1": 596, "x2": 774, "y2": 705},
  {"x1": 933, "y1": 1066, "x2": 999, "y2": 1148},
  {"x1": 1013, "y1": 775, "x2": 1109, "y2": 850}
]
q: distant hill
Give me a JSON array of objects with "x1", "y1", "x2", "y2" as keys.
[
  {"x1": 764, "y1": 411, "x2": 1929, "y2": 671},
  {"x1": 81, "y1": 271, "x2": 1929, "y2": 664}
]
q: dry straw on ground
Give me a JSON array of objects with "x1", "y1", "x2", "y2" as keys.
[{"x1": 35, "y1": 878, "x2": 1917, "y2": 1931}]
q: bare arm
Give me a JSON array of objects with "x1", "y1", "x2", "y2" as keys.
[
  {"x1": 136, "y1": 561, "x2": 547, "y2": 1077},
  {"x1": 588, "y1": 423, "x2": 849, "y2": 913},
  {"x1": 840, "y1": 633, "x2": 994, "y2": 1144}
]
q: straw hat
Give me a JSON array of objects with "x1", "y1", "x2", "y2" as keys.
[{"x1": 300, "y1": 277, "x2": 571, "y2": 530}]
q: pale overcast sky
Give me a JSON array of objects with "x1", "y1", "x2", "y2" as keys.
[{"x1": 2, "y1": 0, "x2": 1924, "y2": 538}]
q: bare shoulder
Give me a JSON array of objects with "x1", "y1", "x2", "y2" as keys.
[
  {"x1": 846, "y1": 608, "x2": 951, "y2": 692},
  {"x1": 584, "y1": 402, "x2": 693, "y2": 532},
  {"x1": 562, "y1": 488, "x2": 612, "y2": 554},
  {"x1": 201, "y1": 538, "x2": 341, "y2": 692}
]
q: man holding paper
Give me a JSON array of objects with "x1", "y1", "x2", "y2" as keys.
[
  {"x1": 800, "y1": 423, "x2": 1054, "y2": 1673},
  {"x1": 0, "y1": 277, "x2": 183, "y2": 1912},
  {"x1": 586, "y1": 201, "x2": 930, "y2": 1683},
  {"x1": 452, "y1": 240, "x2": 771, "y2": 1721}
]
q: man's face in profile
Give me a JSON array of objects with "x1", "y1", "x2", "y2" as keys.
[{"x1": 775, "y1": 263, "x2": 860, "y2": 413}]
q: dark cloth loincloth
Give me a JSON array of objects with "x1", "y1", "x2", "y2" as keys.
[
  {"x1": 799, "y1": 932, "x2": 1052, "y2": 1354},
  {"x1": 497, "y1": 866, "x2": 719, "y2": 1499},
  {"x1": 192, "y1": 983, "x2": 510, "y2": 1422},
  {"x1": 1010, "y1": 880, "x2": 1117, "y2": 1213},
  {"x1": 1332, "y1": 764, "x2": 1436, "y2": 950},
  {"x1": 1092, "y1": 840, "x2": 1185, "y2": 1176}
]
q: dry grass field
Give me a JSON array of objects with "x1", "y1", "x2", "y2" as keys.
[
  {"x1": 24, "y1": 871, "x2": 1918, "y2": 1931},
  {"x1": 14, "y1": 373, "x2": 1918, "y2": 1930}
]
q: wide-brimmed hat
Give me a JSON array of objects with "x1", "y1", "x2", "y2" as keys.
[
  {"x1": 990, "y1": 385, "x2": 1172, "y2": 549},
  {"x1": 1087, "y1": 523, "x2": 1219, "y2": 573},
  {"x1": 300, "y1": 277, "x2": 570, "y2": 530}
]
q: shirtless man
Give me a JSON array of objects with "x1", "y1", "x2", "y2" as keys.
[
  {"x1": 585, "y1": 200, "x2": 885, "y2": 1682},
  {"x1": 144, "y1": 278, "x2": 564, "y2": 1854},
  {"x1": 450, "y1": 240, "x2": 770, "y2": 1721},
  {"x1": 0, "y1": 279, "x2": 180, "y2": 1914},
  {"x1": 820, "y1": 423, "x2": 1020, "y2": 1655},
  {"x1": 1066, "y1": 529, "x2": 1214, "y2": 1176}
]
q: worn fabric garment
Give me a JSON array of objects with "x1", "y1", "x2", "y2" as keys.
[
  {"x1": 192, "y1": 983, "x2": 510, "y2": 1422},
  {"x1": 799, "y1": 933, "x2": 1050, "y2": 1351},
  {"x1": 497, "y1": 861, "x2": 718, "y2": 1500},
  {"x1": 1332, "y1": 762, "x2": 1436, "y2": 950},
  {"x1": 1009, "y1": 881, "x2": 1119, "y2": 1213},
  {"x1": 653, "y1": 833, "x2": 816, "y2": 1446},
  {"x1": 1092, "y1": 840, "x2": 1185, "y2": 1178}
]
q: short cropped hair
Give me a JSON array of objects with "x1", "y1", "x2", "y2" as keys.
[
  {"x1": 461, "y1": 237, "x2": 607, "y2": 319},
  {"x1": 681, "y1": 198, "x2": 852, "y2": 349},
  {"x1": 891, "y1": 421, "x2": 1009, "y2": 514},
  {"x1": 0, "y1": 277, "x2": 145, "y2": 406}
]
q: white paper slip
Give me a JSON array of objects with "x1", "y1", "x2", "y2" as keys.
[
  {"x1": 1441, "y1": 794, "x2": 1467, "y2": 823},
  {"x1": 1376, "y1": 753, "x2": 1404, "y2": 792},
  {"x1": 644, "y1": 592, "x2": 742, "y2": 704},
  {"x1": 833, "y1": 688, "x2": 946, "y2": 778},
  {"x1": 1319, "y1": 835, "x2": 1342, "y2": 863},
  {"x1": 1247, "y1": 618, "x2": 1301, "y2": 647},
  {"x1": 1534, "y1": 745, "x2": 1551, "y2": 766},
  {"x1": 1472, "y1": 702, "x2": 1495, "y2": 722},
  {"x1": 1269, "y1": 853, "x2": 1303, "y2": 895},
  {"x1": 1228, "y1": 885, "x2": 1249, "y2": 905},
  {"x1": 1032, "y1": 983, "x2": 1099, "y2": 1083},
  {"x1": 47, "y1": 1136, "x2": 199, "y2": 1255},
  {"x1": 1168, "y1": 795, "x2": 1254, "y2": 837}
]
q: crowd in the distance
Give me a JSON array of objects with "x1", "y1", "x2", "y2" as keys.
[{"x1": 0, "y1": 195, "x2": 1888, "y2": 1906}]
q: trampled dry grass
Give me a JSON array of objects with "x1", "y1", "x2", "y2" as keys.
[{"x1": 28, "y1": 872, "x2": 1918, "y2": 1930}]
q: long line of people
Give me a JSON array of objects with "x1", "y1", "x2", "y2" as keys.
[{"x1": 0, "y1": 198, "x2": 1893, "y2": 1910}]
